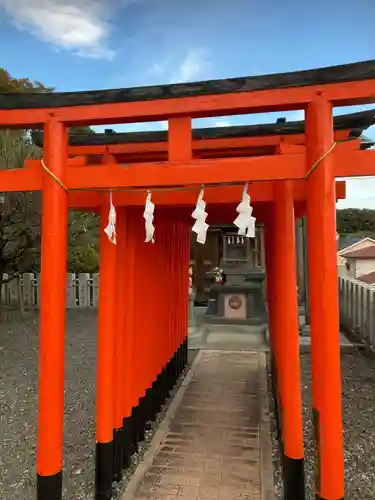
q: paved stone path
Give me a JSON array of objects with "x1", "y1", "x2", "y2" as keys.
[{"x1": 122, "y1": 350, "x2": 272, "y2": 500}]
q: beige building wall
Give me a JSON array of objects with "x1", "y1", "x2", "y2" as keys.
[
  {"x1": 347, "y1": 258, "x2": 375, "y2": 278},
  {"x1": 337, "y1": 238, "x2": 375, "y2": 266}
]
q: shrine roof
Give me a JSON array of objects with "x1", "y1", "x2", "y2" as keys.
[
  {"x1": 31, "y1": 109, "x2": 375, "y2": 148},
  {"x1": 1, "y1": 60, "x2": 375, "y2": 110}
]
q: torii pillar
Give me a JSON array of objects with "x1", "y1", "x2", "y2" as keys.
[
  {"x1": 36, "y1": 118, "x2": 68, "y2": 500},
  {"x1": 306, "y1": 98, "x2": 344, "y2": 500}
]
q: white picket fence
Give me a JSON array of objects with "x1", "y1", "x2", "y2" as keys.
[
  {"x1": 339, "y1": 276, "x2": 375, "y2": 351},
  {"x1": 1, "y1": 273, "x2": 99, "y2": 309}
]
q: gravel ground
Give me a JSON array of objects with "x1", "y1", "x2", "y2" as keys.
[
  {"x1": 270, "y1": 349, "x2": 375, "y2": 500},
  {"x1": 0, "y1": 311, "x2": 194, "y2": 500},
  {"x1": 2, "y1": 311, "x2": 374, "y2": 500}
]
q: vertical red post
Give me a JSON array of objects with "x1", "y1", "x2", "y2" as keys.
[
  {"x1": 273, "y1": 181, "x2": 305, "y2": 499},
  {"x1": 142, "y1": 216, "x2": 158, "y2": 441},
  {"x1": 122, "y1": 209, "x2": 136, "y2": 464},
  {"x1": 161, "y1": 215, "x2": 172, "y2": 393},
  {"x1": 158, "y1": 214, "x2": 166, "y2": 398},
  {"x1": 168, "y1": 118, "x2": 192, "y2": 385},
  {"x1": 178, "y1": 222, "x2": 185, "y2": 374},
  {"x1": 36, "y1": 118, "x2": 68, "y2": 500},
  {"x1": 306, "y1": 98, "x2": 344, "y2": 500},
  {"x1": 148, "y1": 212, "x2": 162, "y2": 423},
  {"x1": 182, "y1": 222, "x2": 190, "y2": 368},
  {"x1": 170, "y1": 219, "x2": 179, "y2": 384},
  {"x1": 130, "y1": 213, "x2": 143, "y2": 448},
  {"x1": 168, "y1": 117, "x2": 192, "y2": 162},
  {"x1": 95, "y1": 198, "x2": 117, "y2": 500},
  {"x1": 113, "y1": 207, "x2": 126, "y2": 480},
  {"x1": 161, "y1": 214, "x2": 176, "y2": 395},
  {"x1": 173, "y1": 220, "x2": 180, "y2": 378},
  {"x1": 264, "y1": 216, "x2": 275, "y2": 346},
  {"x1": 165, "y1": 215, "x2": 174, "y2": 391},
  {"x1": 138, "y1": 221, "x2": 158, "y2": 438},
  {"x1": 127, "y1": 210, "x2": 142, "y2": 453},
  {"x1": 264, "y1": 214, "x2": 282, "y2": 439}
]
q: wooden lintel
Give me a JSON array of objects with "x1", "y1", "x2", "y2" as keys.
[
  {"x1": 277, "y1": 143, "x2": 305, "y2": 154},
  {"x1": 2, "y1": 147, "x2": 372, "y2": 194},
  {"x1": 66, "y1": 130, "x2": 352, "y2": 159},
  {"x1": 0, "y1": 162, "x2": 42, "y2": 191},
  {"x1": 278, "y1": 138, "x2": 361, "y2": 155},
  {"x1": 64, "y1": 148, "x2": 374, "y2": 189},
  {"x1": 66, "y1": 180, "x2": 346, "y2": 209},
  {"x1": 334, "y1": 148, "x2": 375, "y2": 177},
  {"x1": 63, "y1": 155, "x2": 305, "y2": 190}
]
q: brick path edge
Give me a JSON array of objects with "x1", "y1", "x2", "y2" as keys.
[{"x1": 120, "y1": 351, "x2": 204, "y2": 500}]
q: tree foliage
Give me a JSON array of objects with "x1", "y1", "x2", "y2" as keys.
[
  {"x1": 0, "y1": 130, "x2": 42, "y2": 298},
  {"x1": 0, "y1": 69, "x2": 99, "y2": 312},
  {"x1": 0, "y1": 68, "x2": 53, "y2": 93},
  {"x1": 336, "y1": 208, "x2": 375, "y2": 235},
  {"x1": 68, "y1": 212, "x2": 99, "y2": 273}
]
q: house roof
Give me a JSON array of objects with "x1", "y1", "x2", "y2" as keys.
[
  {"x1": 344, "y1": 246, "x2": 375, "y2": 259},
  {"x1": 338, "y1": 237, "x2": 375, "y2": 256},
  {"x1": 358, "y1": 271, "x2": 375, "y2": 284}
]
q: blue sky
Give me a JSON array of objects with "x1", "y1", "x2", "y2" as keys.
[{"x1": 1, "y1": 0, "x2": 375, "y2": 208}]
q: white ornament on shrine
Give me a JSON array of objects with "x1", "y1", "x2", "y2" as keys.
[
  {"x1": 233, "y1": 183, "x2": 256, "y2": 238},
  {"x1": 144, "y1": 192, "x2": 155, "y2": 243},
  {"x1": 104, "y1": 191, "x2": 117, "y2": 245},
  {"x1": 191, "y1": 187, "x2": 209, "y2": 244}
]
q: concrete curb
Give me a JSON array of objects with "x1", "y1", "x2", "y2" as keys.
[
  {"x1": 264, "y1": 326, "x2": 357, "y2": 353},
  {"x1": 258, "y1": 351, "x2": 275, "y2": 500},
  {"x1": 120, "y1": 351, "x2": 203, "y2": 500}
]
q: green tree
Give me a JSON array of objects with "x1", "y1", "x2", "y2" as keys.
[
  {"x1": 0, "y1": 69, "x2": 51, "y2": 313},
  {"x1": 0, "y1": 69, "x2": 98, "y2": 315},
  {"x1": 0, "y1": 131, "x2": 42, "y2": 313},
  {"x1": 337, "y1": 208, "x2": 375, "y2": 235},
  {"x1": 68, "y1": 212, "x2": 99, "y2": 273},
  {"x1": 0, "y1": 69, "x2": 51, "y2": 93}
]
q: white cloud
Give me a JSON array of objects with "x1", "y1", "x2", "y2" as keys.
[
  {"x1": 149, "y1": 62, "x2": 165, "y2": 76},
  {"x1": 337, "y1": 177, "x2": 375, "y2": 209},
  {"x1": 214, "y1": 120, "x2": 231, "y2": 127},
  {"x1": 288, "y1": 110, "x2": 305, "y2": 121},
  {"x1": 168, "y1": 49, "x2": 210, "y2": 84},
  {"x1": 0, "y1": 0, "x2": 125, "y2": 59},
  {"x1": 170, "y1": 50, "x2": 208, "y2": 83},
  {"x1": 115, "y1": 48, "x2": 210, "y2": 88}
]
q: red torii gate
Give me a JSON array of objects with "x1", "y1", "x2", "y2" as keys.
[{"x1": 1, "y1": 60, "x2": 375, "y2": 500}]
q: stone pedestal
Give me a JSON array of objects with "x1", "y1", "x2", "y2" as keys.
[
  {"x1": 188, "y1": 292, "x2": 196, "y2": 327},
  {"x1": 205, "y1": 270, "x2": 267, "y2": 325}
]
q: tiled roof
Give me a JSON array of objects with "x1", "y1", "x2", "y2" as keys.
[
  {"x1": 344, "y1": 246, "x2": 375, "y2": 259},
  {"x1": 338, "y1": 236, "x2": 375, "y2": 254},
  {"x1": 358, "y1": 271, "x2": 375, "y2": 284}
]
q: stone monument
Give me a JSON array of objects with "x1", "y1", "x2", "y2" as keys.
[
  {"x1": 188, "y1": 266, "x2": 196, "y2": 327},
  {"x1": 204, "y1": 232, "x2": 267, "y2": 325}
]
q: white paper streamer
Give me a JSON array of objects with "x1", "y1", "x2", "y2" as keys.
[
  {"x1": 104, "y1": 191, "x2": 117, "y2": 245},
  {"x1": 233, "y1": 183, "x2": 256, "y2": 238},
  {"x1": 191, "y1": 187, "x2": 209, "y2": 244},
  {"x1": 144, "y1": 192, "x2": 155, "y2": 243}
]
